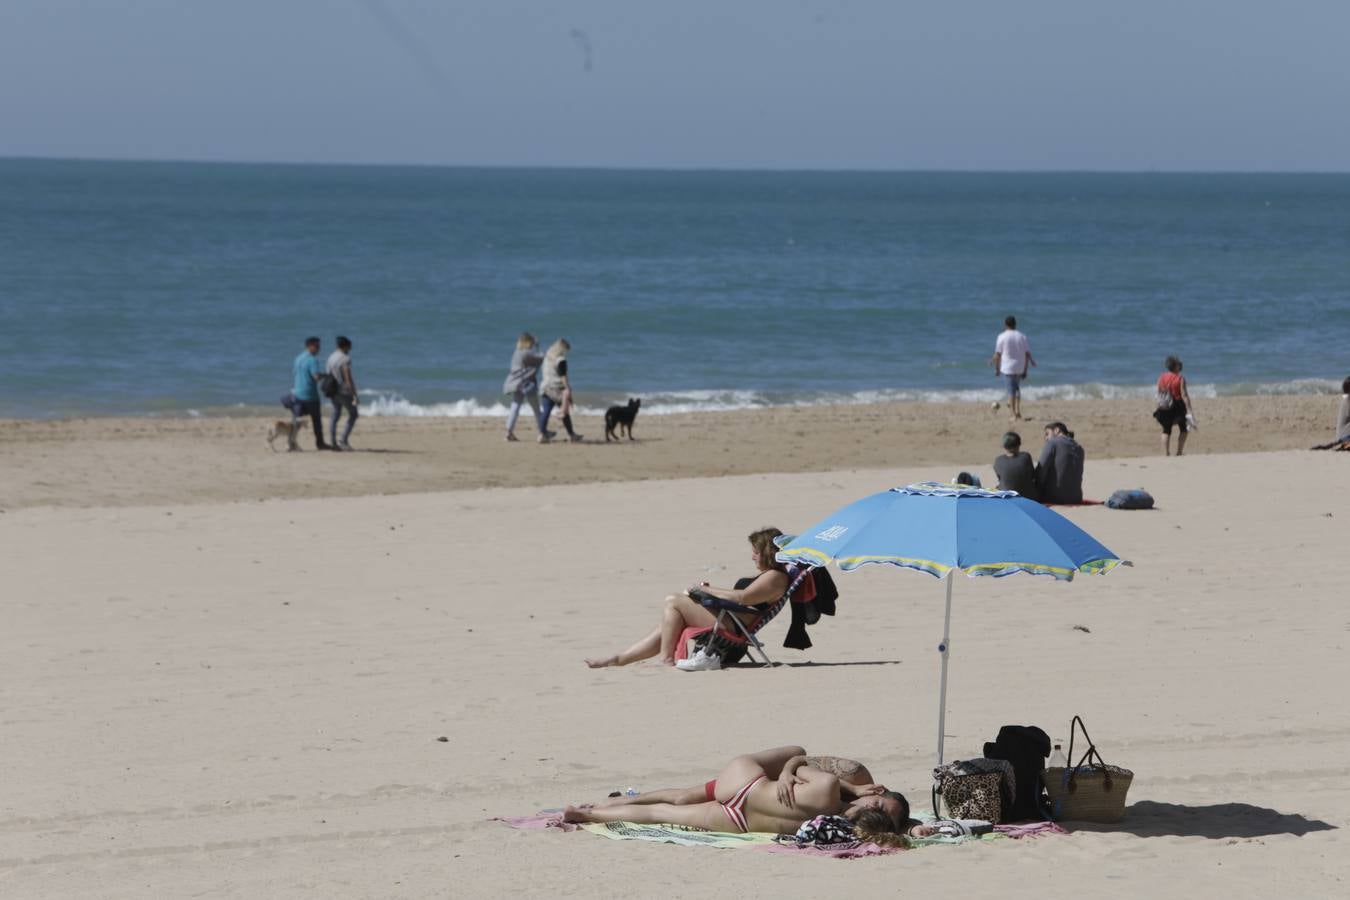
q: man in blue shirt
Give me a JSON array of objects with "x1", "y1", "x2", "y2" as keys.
[{"x1": 290, "y1": 336, "x2": 330, "y2": 450}]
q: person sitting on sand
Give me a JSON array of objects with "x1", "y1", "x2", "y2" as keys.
[
  {"x1": 1035, "y1": 421, "x2": 1084, "y2": 504},
  {"x1": 993, "y1": 431, "x2": 1038, "y2": 500},
  {"x1": 585, "y1": 527, "x2": 790, "y2": 669},
  {"x1": 564, "y1": 745, "x2": 917, "y2": 843}
]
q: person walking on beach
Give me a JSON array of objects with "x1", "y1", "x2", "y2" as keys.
[
  {"x1": 503, "y1": 332, "x2": 552, "y2": 443},
  {"x1": 326, "y1": 335, "x2": 358, "y2": 451},
  {"x1": 1035, "y1": 421, "x2": 1083, "y2": 504},
  {"x1": 1337, "y1": 376, "x2": 1350, "y2": 442},
  {"x1": 1153, "y1": 356, "x2": 1195, "y2": 457},
  {"x1": 540, "y1": 338, "x2": 583, "y2": 442},
  {"x1": 991, "y1": 316, "x2": 1036, "y2": 422},
  {"x1": 291, "y1": 336, "x2": 329, "y2": 451},
  {"x1": 993, "y1": 431, "x2": 1038, "y2": 500}
]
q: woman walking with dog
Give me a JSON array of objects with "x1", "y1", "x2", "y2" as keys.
[
  {"x1": 539, "y1": 338, "x2": 583, "y2": 442},
  {"x1": 502, "y1": 332, "x2": 552, "y2": 443}
]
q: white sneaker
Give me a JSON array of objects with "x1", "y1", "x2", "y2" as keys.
[{"x1": 676, "y1": 649, "x2": 722, "y2": 672}]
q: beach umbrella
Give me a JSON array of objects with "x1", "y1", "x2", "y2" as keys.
[{"x1": 775, "y1": 482, "x2": 1129, "y2": 768}]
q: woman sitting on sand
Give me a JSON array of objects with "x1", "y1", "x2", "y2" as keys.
[
  {"x1": 564, "y1": 745, "x2": 916, "y2": 844},
  {"x1": 584, "y1": 527, "x2": 790, "y2": 668}
]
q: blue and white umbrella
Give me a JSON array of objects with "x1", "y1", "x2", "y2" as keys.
[{"x1": 777, "y1": 482, "x2": 1129, "y2": 766}]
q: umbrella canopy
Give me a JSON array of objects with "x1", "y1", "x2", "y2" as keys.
[
  {"x1": 776, "y1": 482, "x2": 1129, "y2": 776},
  {"x1": 776, "y1": 482, "x2": 1127, "y2": 580}
]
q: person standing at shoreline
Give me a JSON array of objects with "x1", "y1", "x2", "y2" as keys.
[
  {"x1": 326, "y1": 335, "x2": 358, "y2": 451},
  {"x1": 540, "y1": 338, "x2": 583, "y2": 443},
  {"x1": 1153, "y1": 356, "x2": 1195, "y2": 457},
  {"x1": 502, "y1": 332, "x2": 552, "y2": 443},
  {"x1": 291, "y1": 336, "x2": 329, "y2": 451},
  {"x1": 991, "y1": 315, "x2": 1036, "y2": 422}
]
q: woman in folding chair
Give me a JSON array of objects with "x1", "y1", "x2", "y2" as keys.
[{"x1": 583, "y1": 527, "x2": 789, "y2": 669}]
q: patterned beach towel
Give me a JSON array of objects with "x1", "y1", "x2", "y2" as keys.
[{"x1": 495, "y1": 809, "x2": 1065, "y2": 858}]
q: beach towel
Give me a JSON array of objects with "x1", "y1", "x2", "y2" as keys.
[{"x1": 495, "y1": 810, "x2": 1066, "y2": 858}]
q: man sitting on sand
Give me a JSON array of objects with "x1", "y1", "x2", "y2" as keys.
[
  {"x1": 1035, "y1": 421, "x2": 1084, "y2": 504},
  {"x1": 564, "y1": 745, "x2": 923, "y2": 842}
]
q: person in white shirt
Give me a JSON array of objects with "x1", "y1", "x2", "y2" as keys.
[
  {"x1": 991, "y1": 315, "x2": 1036, "y2": 422},
  {"x1": 325, "y1": 335, "x2": 358, "y2": 451}
]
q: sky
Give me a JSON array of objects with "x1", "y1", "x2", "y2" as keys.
[{"x1": 2, "y1": 0, "x2": 1348, "y2": 171}]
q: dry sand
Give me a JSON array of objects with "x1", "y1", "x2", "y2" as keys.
[
  {"x1": 0, "y1": 394, "x2": 1335, "y2": 510},
  {"x1": 1, "y1": 401, "x2": 1347, "y2": 897}
]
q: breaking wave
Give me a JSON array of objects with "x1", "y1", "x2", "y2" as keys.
[{"x1": 358, "y1": 378, "x2": 1341, "y2": 418}]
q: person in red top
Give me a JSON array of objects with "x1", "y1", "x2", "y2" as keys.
[{"x1": 1153, "y1": 356, "x2": 1195, "y2": 456}]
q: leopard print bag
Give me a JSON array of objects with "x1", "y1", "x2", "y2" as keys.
[{"x1": 933, "y1": 770, "x2": 1003, "y2": 822}]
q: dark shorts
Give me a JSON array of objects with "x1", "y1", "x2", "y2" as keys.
[
  {"x1": 1154, "y1": 401, "x2": 1188, "y2": 434},
  {"x1": 1004, "y1": 373, "x2": 1023, "y2": 397}
]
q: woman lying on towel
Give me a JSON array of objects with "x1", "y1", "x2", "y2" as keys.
[
  {"x1": 563, "y1": 745, "x2": 918, "y2": 844},
  {"x1": 584, "y1": 527, "x2": 790, "y2": 668}
]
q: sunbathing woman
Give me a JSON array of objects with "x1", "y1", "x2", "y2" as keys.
[
  {"x1": 591, "y1": 746, "x2": 877, "y2": 809},
  {"x1": 584, "y1": 527, "x2": 790, "y2": 668},
  {"x1": 563, "y1": 746, "x2": 911, "y2": 843}
]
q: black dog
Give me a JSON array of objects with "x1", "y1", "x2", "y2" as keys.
[{"x1": 604, "y1": 397, "x2": 641, "y2": 442}]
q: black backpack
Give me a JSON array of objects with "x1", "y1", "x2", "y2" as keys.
[{"x1": 983, "y1": 724, "x2": 1051, "y2": 821}]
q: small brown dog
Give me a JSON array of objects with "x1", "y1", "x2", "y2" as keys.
[{"x1": 267, "y1": 420, "x2": 299, "y2": 451}]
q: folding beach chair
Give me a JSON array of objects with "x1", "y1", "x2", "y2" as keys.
[{"x1": 686, "y1": 565, "x2": 815, "y2": 668}]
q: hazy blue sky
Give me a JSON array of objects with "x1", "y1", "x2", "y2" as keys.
[{"x1": 3, "y1": 0, "x2": 1348, "y2": 170}]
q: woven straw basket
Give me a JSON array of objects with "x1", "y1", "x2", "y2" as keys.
[
  {"x1": 1044, "y1": 764, "x2": 1133, "y2": 823},
  {"x1": 1045, "y1": 715, "x2": 1134, "y2": 823}
]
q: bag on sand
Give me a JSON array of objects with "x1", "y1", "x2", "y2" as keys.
[
  {"x1": 1106, "y1": 489, "x2": 1154, "y2": 510},
  {"x1": 933, "y1": 766, "x2": 1003, "y2": 823},
  {"x1": 982, "y1": 724, "x2": 1051, "y2": 821},
  {"x1": 1044, "y1": 715, "x2": 1134, "y2": 823}
]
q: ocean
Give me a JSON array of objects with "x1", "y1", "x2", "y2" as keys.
[{"x1": 1, "y1": 158, "x2": 1346, "y2": 420}]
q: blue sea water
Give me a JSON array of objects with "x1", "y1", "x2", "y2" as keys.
[{"x1": 1, "y1": 158, "x2": 1347, "y2": 419}]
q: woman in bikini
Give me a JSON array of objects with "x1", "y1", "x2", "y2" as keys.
[
  {"x1": 589, "y1": 747, "x2": 878, "y2": 811},
  {"x1": 584, "y1": 527, "x2": 790, "y2": 668},
  {"x1": 563, "y1": 745, "x2": 913, "y2": 842}
]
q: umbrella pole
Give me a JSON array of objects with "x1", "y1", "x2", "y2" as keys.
[{"x1": 936, "y1": 571, "x2": 954, "y2": 770}]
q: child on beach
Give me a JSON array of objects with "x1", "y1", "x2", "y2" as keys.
[{"x1": 993, "y1": 431, "x2": 1038, "y2": 500}]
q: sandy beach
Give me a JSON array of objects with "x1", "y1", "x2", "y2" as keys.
[
  {"x1": 2, "y1": 401, "x2": 1346, "y2": 897},
  {"x1": 0, "y1": 394, "x2": 1336, "y2": 510}
]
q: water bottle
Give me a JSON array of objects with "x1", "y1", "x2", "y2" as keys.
[
  {"x1": 624, "y1": 787, "x2": 639, "y2": 798},
  {"x1": 1048, "y1": 743, "x2": 1067, "y2": 769}
]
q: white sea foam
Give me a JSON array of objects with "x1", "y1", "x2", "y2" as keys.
[{"x1": 358, "y1": 378, "x2": 1340, "y2": 419}]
